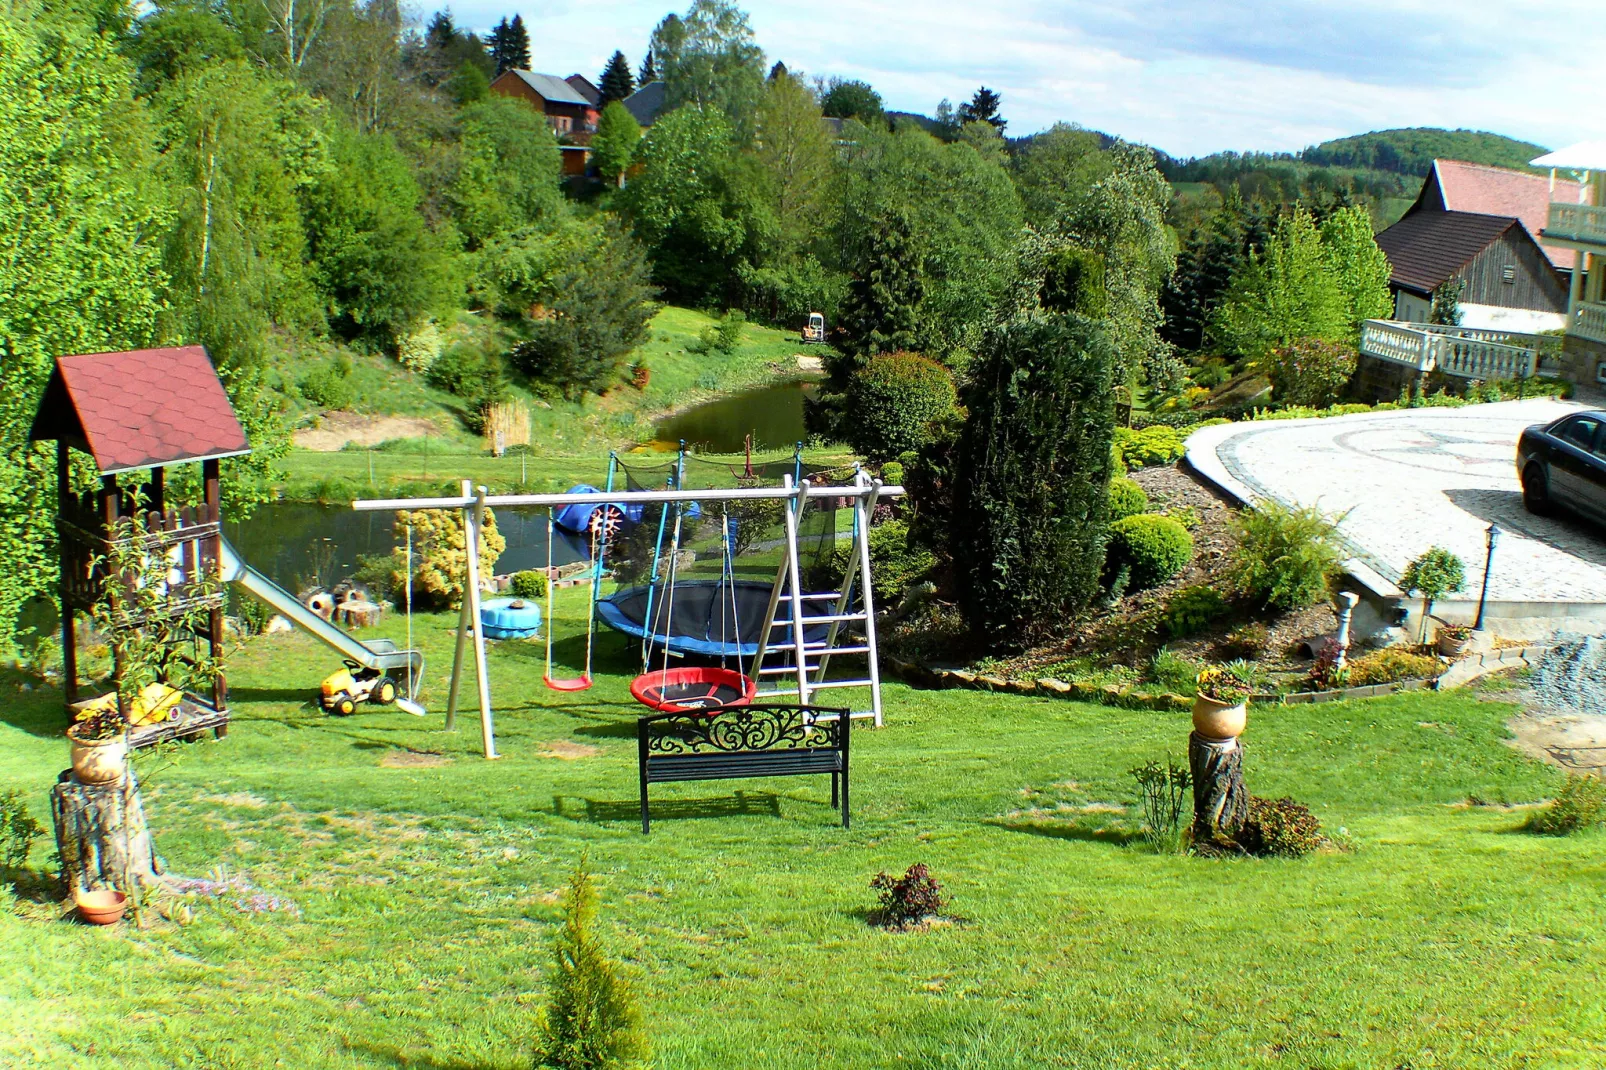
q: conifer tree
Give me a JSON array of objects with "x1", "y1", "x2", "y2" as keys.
[
  {"x1": 598, "y1": 50, "x2": 634, "y2": 105},
  {"x1": 1161, "y1": 186, "x2": 1249, "y2": 352},
  {"x1": 830, "y1": 207, "x2": 924, "y2": 389},
  {"x1": 957, "y1": 86, "x2": 1005, "y2": 132},
  {"x1": 535, "y1": 859, "x2": 647, "y2": 1070},
  {"x1": 490, "y1": 14, "x2": 529, "y2": 75},
  {"x1": 637, "y1": 50, "x2": 656, "y2": 84}
]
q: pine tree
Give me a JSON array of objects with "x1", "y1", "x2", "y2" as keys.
[
  {"x1": 489, "y1": 17, "x2": 512, "y2": 74},
  {"x1": 425, "y1": 10, "x2": 455, "y2": 49},
  {"x1": 507, "y1": 14, "x2": 530, "y2": 71},
  {"x1": 534, "y1": 859, "x2": 647, "y2": 1070},
  {"x1": 1160, "y1": 186, "x2": 1249, "y2": 352},
  {"x1": 598, "y1": 50, "x2": 633, "y2": 105},
  {"x1": 830, "y1": 207, "x2": 924, "y2": 389},
  {"x1": 957, "y1": 86, "x2": 1005, "y2": 132},
  {"x1": 637, "y1": 50, "x2": 656, "y2": 85},
  {"x1": 767, "y1": 60, "x2": 787, "y2": 81}
]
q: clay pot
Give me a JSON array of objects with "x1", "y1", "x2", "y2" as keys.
[
  {"x1": 1192, "y1": 693, "x2": 1248, "y2": 740},
  {"x1": 75, "y1": 888, "x2": 128, "y2": 926},
  {"x1": 67, "y1": 730, "x2": 128, "y2": 785},
  {"x1": 1437, "y1": 633, "x2": 1470, "y2": 658}
]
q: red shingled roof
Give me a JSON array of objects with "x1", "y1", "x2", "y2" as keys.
[
  {"x1": 1427, "y1": 160, "x2": 1583, "y2": 270},
  {"x1": 28, "y1": 346, "x2": 251, "y2": 474}
]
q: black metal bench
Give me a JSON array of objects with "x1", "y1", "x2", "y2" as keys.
[{"x1": 637, "y1": 704, "x2": 851, "y2": 833}]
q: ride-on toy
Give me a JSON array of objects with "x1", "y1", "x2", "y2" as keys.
[{"x1": 319, "y1": 661, "x2": 398, "y2": 715}]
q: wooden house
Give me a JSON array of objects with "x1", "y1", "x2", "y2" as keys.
[{"x1": 489, "y1": 69, "x2": 598, "y2": 176}]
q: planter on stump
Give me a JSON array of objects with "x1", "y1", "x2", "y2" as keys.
[
  {"x1": 1189, "y1": 692, "x2": 1250, "y2": 842},
  {"x1": 66, "y1": 725, "x2": 128, "y2": 786}
]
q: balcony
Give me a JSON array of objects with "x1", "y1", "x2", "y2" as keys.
[
  {"x1": 1574, "y1": 301, "x2": 1606, "y2": 346},
  {"x1": 1544, "y1": 202, "x2": 1606, "y2": 249},
  {"x1": 1360, "y1": 320, "x2": 1538, "y2": 380}
]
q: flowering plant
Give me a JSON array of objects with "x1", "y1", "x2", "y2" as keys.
[{"x1": 1196, "y1": 663, "x2": 1255, "y2": 705}]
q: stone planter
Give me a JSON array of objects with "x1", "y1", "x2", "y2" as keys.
[
  {"x1": 67, "y1": 728, "x2": 128, "y2": 785},
  {"x1": 1437, "y1": 632, "x2": 1471, "y2": 658},
  {"x1": 1192, "y1": 693, "x2": 1248, "y2": 740}
]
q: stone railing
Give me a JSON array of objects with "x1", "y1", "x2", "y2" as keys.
[
  {"x1": 1359, "y1": 320, "x2": 1435, "y2": 371},
  {"x1": 1360, "y1": 320, "x2": 1537, "y2": 380},
  {"x1": 1573, "y1": 301, "x2": 1606, "y2": 345},
  {"x1": 1546, "y1": 202, "x2": 1606, "y2": 247}
]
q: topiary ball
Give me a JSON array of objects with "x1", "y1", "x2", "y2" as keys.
[
  {"x1": 1107, "y1": 514, "x2": 1194, "y2": 590},
  {"x1": 1107, "y1": 477, "x2": 1149, "y2": 522}
]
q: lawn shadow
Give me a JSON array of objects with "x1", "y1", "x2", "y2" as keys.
[
  {"x1": 986, "y1": 814, "x2": 1144, "y2": 847},
  {"x1": 1443, "y1": 488, "x2": 1606, "y2": 569},
  {"x1": 344, "y1": 1040, "x2": 516, "y2": 1070},
  {"x1": 229, "y1": 685, "x2": 318, "y2": 707},
  {"x1": 553, "y1": 790, "x2": 784, "y2": 826}
]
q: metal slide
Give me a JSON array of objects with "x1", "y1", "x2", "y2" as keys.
[{"x1": 218, "y1": 536, "x2": 425, "y2": 703}]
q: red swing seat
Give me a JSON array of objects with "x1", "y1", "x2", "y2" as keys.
[
  {"x1": 630, "y1": 665, "x2": 756, "y2": 714},
  {"x1": 543, "y1": 674, "x2": 593, "y2": 693}
]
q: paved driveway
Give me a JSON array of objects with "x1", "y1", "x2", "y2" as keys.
[{"x1": 1186, "y1": 399, "x2": 1606, "y2": 604}]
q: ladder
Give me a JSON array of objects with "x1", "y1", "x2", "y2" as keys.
[{"x1": 752, "y1": 471, "x2": 886, "y2": 726}]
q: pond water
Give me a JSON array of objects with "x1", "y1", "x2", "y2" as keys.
[
  {"x1": 224, "y1": 504, "x2": 589, "y2": 592},
  {"x1": 651, "y1": 379, "x2": 818, "y2": 454}
]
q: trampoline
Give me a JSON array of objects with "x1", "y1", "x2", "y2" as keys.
[
  {"x1": 630, "y1": 665, "x2": 756, "y2": 713},
  {"x1": 597, "y1": 579, "x2": 835, "y2": 658}
]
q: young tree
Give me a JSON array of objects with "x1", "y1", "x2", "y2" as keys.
[
  {"x1": 1318, "y1": 204, "x2": 1393, "y2": 328},
  {"x1": 754, "y1": 69, "x2": 835, "y2": 257},
  {"x1": 637, "y1": 49, "x2": 657, "y2": 84},
  {"x1": 650, "y1": 0, "x2": 766, "y2": 142},
  {"x1": 820, "y1": 77, "x2": 883, "y2": 124},
  {"x1": 831, "y1": 206, "x2": 924, "y2": 384},
  {"x1": 958, "y1": 86, "x2": 1005, "y2": 132},
  {"x1": 450, "y1": 95, "x2": 563, "y2": 247},
  {"x1": 1430, "y1": 278, "x2": 1463, "y2": 326},
  {"x1": 950, "y1": 314, "x2": 1117, "y2": 644},
  {"x1": 597, "y1": 49, "x2": 634, "y2": 105},
  {"x1": 931, "y1": 99, "x2": 959, "y2": 141},
  {"x1": 1211, "y1": 209, "x2": 1349, "y2": 360},
  {"x1": 591, "y1": 101, "x2": 641, "y2": 188}
]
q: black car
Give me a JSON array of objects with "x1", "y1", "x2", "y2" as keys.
[{"x1": 1518, "y1": 410, "x2": 1606, "y2": 521}]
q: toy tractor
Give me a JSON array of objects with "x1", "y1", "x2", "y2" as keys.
[{"x1": 319, "y1": 661, "x2": 398, "y2": 715}]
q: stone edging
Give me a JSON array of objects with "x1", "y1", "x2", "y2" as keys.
[{"x1": 1434, "y1": 643, "x2": 1547, "y2": 691}]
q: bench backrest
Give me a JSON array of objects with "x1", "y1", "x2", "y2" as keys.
[{"x1": 638, "y1": 704, "x2": 849, "y2": 784}]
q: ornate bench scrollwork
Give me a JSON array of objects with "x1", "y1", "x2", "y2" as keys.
[{"x1": 637, "y1": 704, "x2": 851, "y2": 833}]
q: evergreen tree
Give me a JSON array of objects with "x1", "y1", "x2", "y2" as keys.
[
  {"x1": 1160, "y1": 186, "x2": 1249, "y2": 352},
  {"x1": 637, "y1": 49, "x2": 657, "y2": 84},
  {"x1": 597, "y1": 50, "x2": 634, "y2": 105},
  {"x1": 958, "y1": 86, "x2": 1005, "y2": 133},
  {"x1": 767, "y1": 60, "x2": 787, "y2": 81},
  {"x1": 489, "y1": 15, "x2": 528, "y2": 75},
  {"x1": 950, "y1": 314, "x2": 1117, "y2": 644},
  {"x1": 830, "y1": 207, "x2": 924, "y2": 387},
  {"x1": 425, "y1": 10, "x2": 455, "y2": 49},
  {"x1": 1430, "y1": 278, "x2": 1462, "y2": 326}
]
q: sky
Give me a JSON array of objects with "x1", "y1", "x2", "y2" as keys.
[{"x1": 448, "y1": 0, "x2": 1606, "y2": 159}]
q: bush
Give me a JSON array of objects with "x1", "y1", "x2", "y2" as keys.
[
  {"x1": 1526, "y1": 774, "x2": 1606, "y2": 835},
  {"x1": 394, "y1": 507, "x2": 505, "y2": 609},
  {"x1": 879, "y1": 461, "x2": 905, "y2": 486},
  {"x1": 398, "y1": 319, "x2": 443, "y2": 373},
  {"x1": 1235, "y1": 796, "x2": 1323, "y2": 858},
  {"x1": 950, "y1": 315, "x2": 1117, "y2": 644},
  {"x1": 1129, "y1": 759, "x2": 1190, "y2": 854},
  {"x1": 689, "y1": 309, "x2": 745, "y2": 355},
  {"x1": 510, "y1": 569, "x2": 549, "y2": 600},
  {"x1": 1112, "y1": 425, "x2": 1185, "y2": 470},
  {"x1": 297, "y1": 356, "x2": 355, "y2": 410},
  {"x1": 1107, "y1": 477, "x2": 1149, "y2": 522},
  {"x1": 1147, "y1": 649, "x2": 1202, "y2": 693},
  {"x1": 843, "y1": 351, "x2": 958, "y2": 460},
  {"x1": 813, "y1": 520, "x2": 933, "y2": 606},
  {"x1": 869, "y1": 863, "x2": 947, "y2": 929},
  {"x1": 1162, "y1": 584, "x2": 1229, "y2": 638},
  {"x1": 1267, "y1": 337, "x2": 1358, "y2": 407},
  {"x1": 1108, "y1": 515, "x2": 1193, "y2": 591},
  {"x1": 1217, "y1": 623, "x2": 1270, "y2": 661},
  {"x1": 427, "y1": 345, "x2": 507, "y2": 430},
  {"x1": 0, "y1": 790, "x2": 44, "y2": 870},
  {"x1": 1345, "y1": 648, "x2": 1442, "y2": 686},
  {"x1": 535, "y1": 859, "x2": 647, "y2": 1070},
  {"x1": 1229, "y1": 501, "x2": 1343, "y2": 611},
  {"x1": 353, "y1": 552, "x2": 405, "y2": 604}
]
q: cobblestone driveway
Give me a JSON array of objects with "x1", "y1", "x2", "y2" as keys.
[{"x1": 1186, "y1": 399, "x2": 1606, "y2": 603}]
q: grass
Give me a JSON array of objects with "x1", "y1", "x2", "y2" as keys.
[{"x1": 2, "y1": 591, "x2": 1603, "y2": 1067}]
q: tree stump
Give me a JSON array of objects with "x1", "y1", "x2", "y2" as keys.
[
  {"x1": 1189, "y1": 731, "x2": 1249, "y2": 842},
  {"x1": 50, "y1": 767, "x2": 161, "y2": 896},
  {"x1": 336, "y1": 600, "x2": 383, "y2": 628}
]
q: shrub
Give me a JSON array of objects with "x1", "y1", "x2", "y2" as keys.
[
  {"x1": 1112, "y1": 425, "x2": 1185, "y2": 470},
  {"x1": 1162, "y1": 584, "x2": 1229, "y2": 639},
  {"x1": 1107, "y1": 515, "x2": 1193, "y2": 591},
  {"x1": 1267, "y1": 337, "x2": 1358, "y2": 407},
  {"x1": 950, "y1": 314, "x2": 1117, "y2": 644},
  {"x1": 879, "y1": 461, "x2": 904, "y2": 487},
  {"x1": 427, "y1": 345, "x2": 507, "y2": 431},
  {"x1": 1526, "y1": 774, "x2": 1606, "y2": 835},
  {"x1": 0, "y1": 790, "x2": 44, "y2": 870},
  {"x1": 813, "y1": 520, "x2": 933, "y2": 606},
  {"x1": 1147, "y1": 649, "x2": 1201, "y2": 694},
  {"x1": 397, "y1": 319, "x2": 443, "y2": 373},
  {"x1": 1236, "y1": 796, "x2": 1323, "y2": 857},
  {"x1": 1107, "y1": 476, "x2": 1149, "y2": 522},
  {"x1": 297, "y1": 355, "x2": 355, "y2": 410},
  {"x1": 843, "y1": 351, "x2": 958, "y2": 460},
  {"x1": 510, "y1": 569, "x2": 549, "y2": 600},
  {"x1": 689, "y1": 309, "x2": 745, "y2": 355},
  {"x1": 1229, "y1": 501, "x2": 1343, "y2": 612},
  {"x1": 1400, "y1": 546, "x2": 1465, "y2": 642},
  {"x1": 1130, "y1": 759, "x2": 1191, "y2": 854},
  {"x1": 1345, "y1": 648, "x2": 1442, "y2": 686},
  {"x1": 394, "y1": 507, "x2": 505, "y2": 609},
  {"x1": 1306, "y1": 637, "x2": 1348, "y2": 691},
  {"x1": 1217, "y1": 623, "x2": 1270, "y2": 661},
  {"x1": 535, "y1": 859, "x2": 647, "y2": 1070},
  {"x1": 869, "y1": 863, "x2": 947, "y2": 929},
  {"x1": 353, "y1": 552, "x2": 405, "y2": 603}
]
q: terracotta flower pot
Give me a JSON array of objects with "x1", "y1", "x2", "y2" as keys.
[
  {"x1": 1437, "y1": 633, "x2": 1470, "y2": 658},
  {"x1": 1192, "y1": 693, "x2": 1248, "y2": 740},
  {"x1": 75, "y1": 888, "x2": 128, "y2": 926},
  {"x1": 67, "y1": 730, "x2": 128, "y2": 785}
]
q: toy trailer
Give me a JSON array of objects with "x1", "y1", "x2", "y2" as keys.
[{"x1": 801, "y1": 312, "x2": 826, "y2": 344}]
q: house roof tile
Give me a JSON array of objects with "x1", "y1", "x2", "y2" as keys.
[
  {"x1": 1430, "y1": 159, "x2": 1582, "y2": 270},
  {"x1": 28, "y1": 346, "x2": 251, "y2": 474},
  {"x1": 1374, "y1": 210, "x2": 1518, "y2": 296},
  {"x1": 509, "y1": 70, "x2": 591, "y2": 106},
  {"x1": 622, "y1": 81, "x2": 666, "y2": 127}
]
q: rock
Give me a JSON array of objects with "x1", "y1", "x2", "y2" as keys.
[
  {"x1": 977, "y1": 674, "x2": 1008, "y2": 691},
  {"x1": 1037, "y1": 678, "x2": 1072, "y2": 694}
]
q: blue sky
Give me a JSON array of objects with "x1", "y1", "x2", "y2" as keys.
[{"x1": 448, "y1": 0, "x2": 1605, "y2": 158}]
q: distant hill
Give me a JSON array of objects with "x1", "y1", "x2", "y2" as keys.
[{"x1": 1300, "y1": 128, "x2": 1548, "y2": 176}]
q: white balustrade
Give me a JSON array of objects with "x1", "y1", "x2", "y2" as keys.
[
  {"x1": 1547, "y1": 202, "x2": 1606, "y2": 247},
  {"x1": 1573, "y1": 301, "x2": 1606, "y2": 345},
  {"x1": 1360, "y1": 319, "x2": 1537, "y2": 380}
]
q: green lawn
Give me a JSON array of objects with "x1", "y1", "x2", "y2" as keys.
[{"x1": 2, "y1": 591, "x2": 1603, "y2": 1068}]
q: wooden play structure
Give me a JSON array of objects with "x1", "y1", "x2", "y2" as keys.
[{"x1": 29, "y1": 346, "x2": 251, "y2": 746}]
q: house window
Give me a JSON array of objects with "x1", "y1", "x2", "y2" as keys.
[
  {"x1": 1502, "y1": 264, "x2": 1516, "y2": 284},
  {"x1": 552, "y1": 115, "x2": 572, "y2": 133}
]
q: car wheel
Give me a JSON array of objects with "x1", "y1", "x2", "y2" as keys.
[{"x1": 1522, "y1": 464, "x2": 1551, "y2": 515}]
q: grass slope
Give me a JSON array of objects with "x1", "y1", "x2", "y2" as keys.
[{"x1": 2, "y1": 593, "x2": 1602, "y2": 1068}]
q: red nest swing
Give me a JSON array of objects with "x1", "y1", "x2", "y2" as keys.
[{"x1": 630, "y1": 665, "x2": 756, "y2": 714}]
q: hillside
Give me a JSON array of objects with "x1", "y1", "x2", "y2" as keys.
[{"x1": 1301, "y1": 127, "x2": 1548, "y2": 175}]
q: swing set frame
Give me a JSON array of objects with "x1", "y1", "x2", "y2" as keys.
[{"x1": 352, "y1": 476, "x2": 905, "y2": 759}]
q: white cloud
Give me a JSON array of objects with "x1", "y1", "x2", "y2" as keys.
[{"x1": 444, "y1": 0, "x2": 1606, "y2": 157}]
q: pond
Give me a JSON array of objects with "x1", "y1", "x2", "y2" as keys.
[
  {"x1": 651, "y1": 379, "x2": 818, "y2": 454},
  {"x1": 224, "y1": 504, "x2": 590, "y2": 592}
]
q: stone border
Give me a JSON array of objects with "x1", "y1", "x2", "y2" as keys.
[{"x1": 1434, "y1": 643, "x2": 1547, "y2": 690}]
